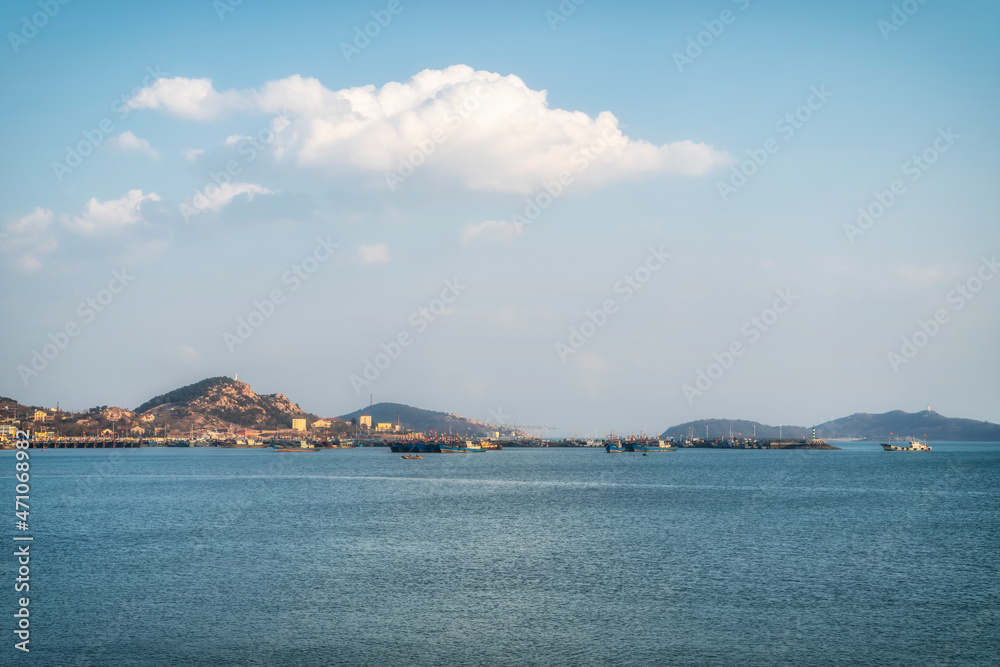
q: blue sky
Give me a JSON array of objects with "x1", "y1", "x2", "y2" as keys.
[{"x1": 2, "y1": 0, "x2": 998, "y2": 435}]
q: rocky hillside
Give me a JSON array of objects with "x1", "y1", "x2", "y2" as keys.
[{"x1": 135, "y1": 377, "x2": 315, "y2": 430}]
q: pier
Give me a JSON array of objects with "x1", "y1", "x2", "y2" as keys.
[{"x1": 27, "y1": 438, "x2": 144, "y2": 449}]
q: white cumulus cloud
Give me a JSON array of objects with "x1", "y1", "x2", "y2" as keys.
[
  {"x1": 357, "y1": 243, "x2": 390, "y2": 265},
  {"x1": 107, "y1": 131, "x2": 159, "y2": 159},
  {"x1": 128, "y1": 65, "x2": 734, "y2": 193},
  {"x1": 194, "y1": 182, "x2": 276, "y2": 212},
  {"x1": 183, "y1": 148, "x2": 205, "y2": 161},
  {"x1": 126, "y1": 77, "x2": 249, "y2": 120},
  {"x1": 61, "y1": 189, "x2": 160, "y2": 235}
]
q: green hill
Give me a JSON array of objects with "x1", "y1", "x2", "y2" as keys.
[
  {"x1": 661, "y1": 410, "x2": 1000, "y2": 442},
  {"x1": 661, "y1": 419, "x2": 808, "y2": 440},
  {"x1": 815, "y1": 410, "x2": 1000, "y2": 441},
  {"x1": 338, "y1": 402, "x2": 497, "y2": 437}
]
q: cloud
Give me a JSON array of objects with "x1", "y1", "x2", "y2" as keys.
[
  {"x1": 8, "y1": 206, "x2": 53, "y2": 234},
  {"x1": 461, "y1": 220, "x2": 520, "y2": 245},
  {"x1": 107, "y1": 131, "x2": 159, "y2": 159},
  {"x1": 128, "y1": 65, "x2": 734, "y2": 193},
  {"x1": 3, "y1": 207, "x2": 56, "y2": 271},
  {"x1": 357, "y1": 243, "x2": 390, "y2": 265},
  {"x1": 61, "y1": 189, "x2": 160, "y2": 235},
  {"x1": 895, "y1": 263, "x2": 956, "y2": 287},
  {"x1": 224, "y1": 134, "x2": 252, "y2": 146},
  {"x1": 183, "y1": 148, "x2": 205, "y2": 161},
  {"x1": 194, "y1": 182, "x2": 276, "y2": 212},
  {"x1": 126, "y1": 77, "x2": 249, "y2": 120}
]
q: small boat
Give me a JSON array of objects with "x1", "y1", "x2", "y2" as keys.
[
  {"x1": 881, "y1": 440, "x2": 931, "y2": 452},
  {"x1": 402, "y1": 454, "x2": 423, "y2": 459}
]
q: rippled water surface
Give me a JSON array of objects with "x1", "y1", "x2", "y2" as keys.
[{"x1": 6, "y1": 443, "x2": 999, "y2": 666}]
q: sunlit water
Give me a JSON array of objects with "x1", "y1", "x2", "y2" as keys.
[{"x1": 5, "y1": 443, "x2": 999, "y2": 666}]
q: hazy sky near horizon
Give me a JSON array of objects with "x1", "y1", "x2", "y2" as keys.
[{"x1": 1, "y1": 0, "x2": 998, "y2": 436}]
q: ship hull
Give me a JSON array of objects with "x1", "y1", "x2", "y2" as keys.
[{"x1": 880, "y1": 443, "x2": 931, "y2": 452}]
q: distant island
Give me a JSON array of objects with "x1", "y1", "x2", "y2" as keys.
[
  {"x1": 662, "y1": 410, "x2": 1000, "y2": 442},
  {"x1": 1, "y1": 376, "x2": 999, "y2": 443}
]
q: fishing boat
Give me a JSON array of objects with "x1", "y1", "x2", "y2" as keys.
[
  {"x1": 273, "y1": 440, "x2": 317, "y2": 452},
  {"x1": 401, "y1": 454, "x2": 423, "y2": 459},
  {"x1": 605, "y1": 441, "x2": 624, "y2": 453},
  {"x1": 633, "y1": 439, "x2": 676, "y2": 453},
  {"x1": 440, "y1": 440, "x2": 485, "y2": 453},
  {"x1": 881, "y1": 440, "x2": 931, "y2": 452}
]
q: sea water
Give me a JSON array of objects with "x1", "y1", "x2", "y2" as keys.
[{"x1": 5, "y1": 442, "x2": 998, "y2": 666}]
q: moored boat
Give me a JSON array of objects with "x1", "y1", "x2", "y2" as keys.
[
  {"x1": 605, "y1": 441, "x2": 624, "y2": 453},
  {"x1": 401, "y1": 454, "x2": 423, "y2": 459},
  {"x1": 440, "y1": 440, "x2": 485, "y2": 453},
  {"x1": 273, "y1": 440, "x2": 317, "y2": 452},
  {"x1": 633, "y1": 439, "x2": 676, "y2": 453}
]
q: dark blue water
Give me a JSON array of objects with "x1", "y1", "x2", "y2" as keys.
[{"x1": 4, "y1": 443, "x2": 999, "y2": 666}]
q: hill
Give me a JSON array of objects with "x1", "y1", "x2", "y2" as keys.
[
  {"x1": 135, "y1": 376, "x2": 316, "y2": 431},
  {"x1": 815, "y1": 410, "x2": 1000, "y2": 441},
  {"x1": 661, "y1": 410, "x2": 1000, "y2": 442},
  {"x1": 338, "y1": 402, "x2": 499, "y2": 437},
  {"x1": 661, "y1": 419, "x2": 809, "y2": 440}
]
